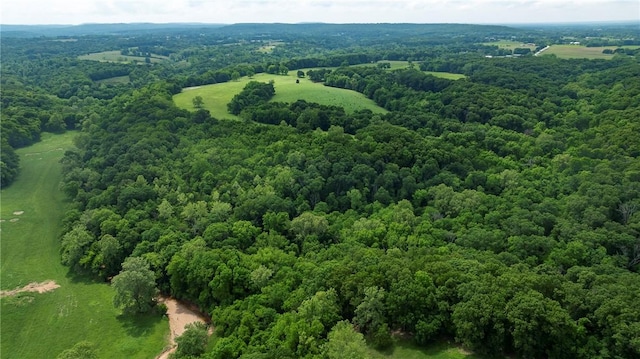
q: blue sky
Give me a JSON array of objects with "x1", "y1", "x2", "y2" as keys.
[{"x1": 2, "y1": 0, "x2": 639, "y2": 25}]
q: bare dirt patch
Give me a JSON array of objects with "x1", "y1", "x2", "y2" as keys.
[
  {"x1": 13, "y1": 211, "x2": 24, "y2": 215},
  {"x1": 156, "y1": 296, "x2": 210, "y2": 359},
  {"x1": 0, "y1": 280, "x2": 60, "y2": 298}
]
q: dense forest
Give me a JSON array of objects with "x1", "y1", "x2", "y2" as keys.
[{"x1": 2, "y1": 23, "x2": 639, "y2": 359}]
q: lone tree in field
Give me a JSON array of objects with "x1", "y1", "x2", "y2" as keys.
[
  {"x1": 192, "y1": 95, "x2": 204, "y2": 109},
  {"x1": 112, "y1": 256, "x2": 158, "y2": 314}
]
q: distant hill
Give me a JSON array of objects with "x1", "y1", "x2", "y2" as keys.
[{"x1": 0, "y1": 23, "x2": 226, "y2": 37}]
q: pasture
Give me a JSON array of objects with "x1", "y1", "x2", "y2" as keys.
[
  {"x1": 173, "y1": 65, "x2": 465, "y2": 119},
  {"x1": 370, "y1": 61, "x2": 466, "y2": 79},
  {"x1": 369, "y1": 340, "x2": 481, "y2": 359},
  {"x1": 173, "y1": 72, "x2": 388, "y2": 120},
  {"x1": 541, "y1": 45, "x2": 636, "y2": 59},
  {"x1": 78, "y1": 50, "x2": 168, "y2": 64},
  {"x1": 0, "y1": 132, "x2": 168, "y2": 359}
]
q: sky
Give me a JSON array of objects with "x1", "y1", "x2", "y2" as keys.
[{"x1": 2, "y1": 0, "x2": 639, "y2": 25}]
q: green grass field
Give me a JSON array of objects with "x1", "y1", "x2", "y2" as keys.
[
  {"x1": 424, "y1": 71, "x2": 466, "y2": 80},
  {"x1": 369, "y1": 340, "x2": 481, "y2": 359},
  {"x1": 173, "y1": 72, "x2": 389, "y2": 120},
  {"x1": 173, "y1": 66, "x2": 465, "y2": 119},
  {"x1": 0, "y1": 132, "x2": 168, "y2": 359},
  {"x1": 541, "y1": 45, "x2": 637, "y2": 59},
  {"x1": 369, "y1": 61, "x2": 466, "y2": 79},
  {"x1": 96, "y1": 75, "x2": 131, "y2": 84},
  {"x1": 78, "y1": 50, "x2": 168, "y2": 64}
]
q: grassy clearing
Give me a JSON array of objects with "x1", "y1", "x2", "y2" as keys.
[
  {"x1": 541, "y1": 45, "x2": 628, "y2": 59},
  {"x1": 96, "y1": 75, "x2": 131, "y2": 84},
  {"x1": 0, "y1": 132, "x2": 168, "y2": 359},
  {"x1": 256, "y1": 41, "x2": 285, "y2": 53},
  {"x1": 482, "y1": 40, "x2": 537, "y2": 51},
  {"x1": 173, "y1": 66, "x2": 464, "y2": 119},
  {"x1": 369, "y1": 340, "x2": 483, "y2": 359},
  {"x1": 173, "y1": 72, "x2": 388, "y2": 120},
  {"x1": 368, "y1": 61, "x2": 466, "y2": 79},
  {"x1": 78, "y1": 50, "x2": 168, "y2": 64},
  {"x1": 424, "y1": 71, "x2": 466, "y2": 80}
]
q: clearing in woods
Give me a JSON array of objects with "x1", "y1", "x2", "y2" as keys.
[
  {"x1": 173, "y1": 71, "x2": 388, "y2": 120},
  {"x1": 541, "y1": 45, "x2": 640, "y2": 59},
  {"x1": 0, "y1": 132, "x2": 167, "y2": 359}
]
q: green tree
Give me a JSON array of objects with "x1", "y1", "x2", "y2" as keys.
[
  {"x1": 1, "y1": 138, "x2": 20, "y2": 187},
  {"x1": 192, "y1": 96, "x2": 204, "y2": 109},
  {"x1": 173, "y1": 322, "x2": 209, "y2": 358},
  {"x1": 323, "y1": 321, "x2": 368, "y2": 359},
  {"x1": 60, "y1": 225, "x2": 94, "y2": 271},
  {"x1": 112, "y1": 256, "x2": 158, "y2": 314}
]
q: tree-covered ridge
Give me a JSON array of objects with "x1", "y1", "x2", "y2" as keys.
[{"x1": 56, "y1": 47, "x2": 640, "y2": 358}]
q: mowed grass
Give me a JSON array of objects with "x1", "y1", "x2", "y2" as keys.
[
  {"x1": 78, "y1": 50, "x2": 168, "y2": 64},
  {"x1": 0, "y1": 132, "x2": 168, "y2": 359},
  {"x1": 173, "y1": 72, "x2": 388, "y2": 120},
  {"x1": 369, "y1": 340, "x2": 483, "y2": 359},
  {"x1": 541, "y1": 45, "x2": 636, "y2": 59}
]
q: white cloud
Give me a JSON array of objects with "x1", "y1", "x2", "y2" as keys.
[{"x1": 1, "y1": 0, "x2": 638, "y2": 24}]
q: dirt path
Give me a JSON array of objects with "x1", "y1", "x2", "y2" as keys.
[
  {"x1": 156, "y1": 297, "x2": 209, "y2": 359},
  {"x1": 0, "y1": 280, "x2": 60, "y2": 298}
]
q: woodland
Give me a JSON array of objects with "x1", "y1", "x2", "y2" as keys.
[{"x1": 1, "y1": 23, "x2": 640, "y2": 358}]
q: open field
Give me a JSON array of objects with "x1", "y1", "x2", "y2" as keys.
[
  {"x1": 78, "y1": 50, "x2": 168, "y2": 64},
  {"x1": 0, "y1": 132, "x2": 168, "y2": 359},
  {"x1": 368, "y1": 340, "x2": 482, "y2": 359},
  {"x1": 256, "y1": 40, "x2": 285, "y2": 53},
  {"x1": 424, "y1": 71, "x2": 466, "y2": 80},
  {"x1": 368, "y1": 61, "x2": 467, "y2": 79},
  {"x1": 173, "y1": 72, "x2": 388, "y2": 120},
  {"x1": 541, "y1": 45, "x2": 639, "y2": 59},
  {"x1": 96, "y1": 75, "x2": 131, "y2": 84},
  {"x1": 174, "y1": 65, "x2": 465, "y2": 119},
  {"x1": 482, "y1": 40, "x2": 537, "y2": 51}
]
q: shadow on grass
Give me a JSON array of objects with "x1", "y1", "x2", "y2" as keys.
[
  {"x1": 64, "y1": 268, "x2": 110, "y2": 285},
  {"x1": 117, "y1": 311, "x2": 164, "y2": 338}
]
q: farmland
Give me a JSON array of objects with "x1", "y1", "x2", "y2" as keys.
[
  {"x1": 541, "y1": 45, "x2": 619, "y2": 59},
  {"x1": 78, "y1": 50, "x2": 168, "y2": 64},
  {"x1": 173, "y1": 72, "x2": 388, "y2": 119}
]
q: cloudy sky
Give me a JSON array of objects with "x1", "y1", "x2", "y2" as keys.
[{"x1": 2, "y1": 0, "x2": 639, "y2": 25}]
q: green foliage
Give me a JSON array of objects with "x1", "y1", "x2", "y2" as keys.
[
  {"x1": 7, "y1": 22, "x2": 639, "y2": 359},
  {"x1": 56, "y1": 341, "x2": 98, "y2": 359},
  {"x1": 112, "y1": 256, "x2": 158, "y2": 314},
  {"x1": 227, "y1": 81, "x2": 275, "y2": 115},
  {"x1": 0, "y1": 132, "x2": 167, "y2": 359},
  {"x1": 0, "y1": 138, "x2": 20, "y2": 187},
  {"x1": 173, "y1": 322, "x2": 209, "y2": 358},
  {"x1": 323, "y1": 321, "x2": 369, "y2": 359}
]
